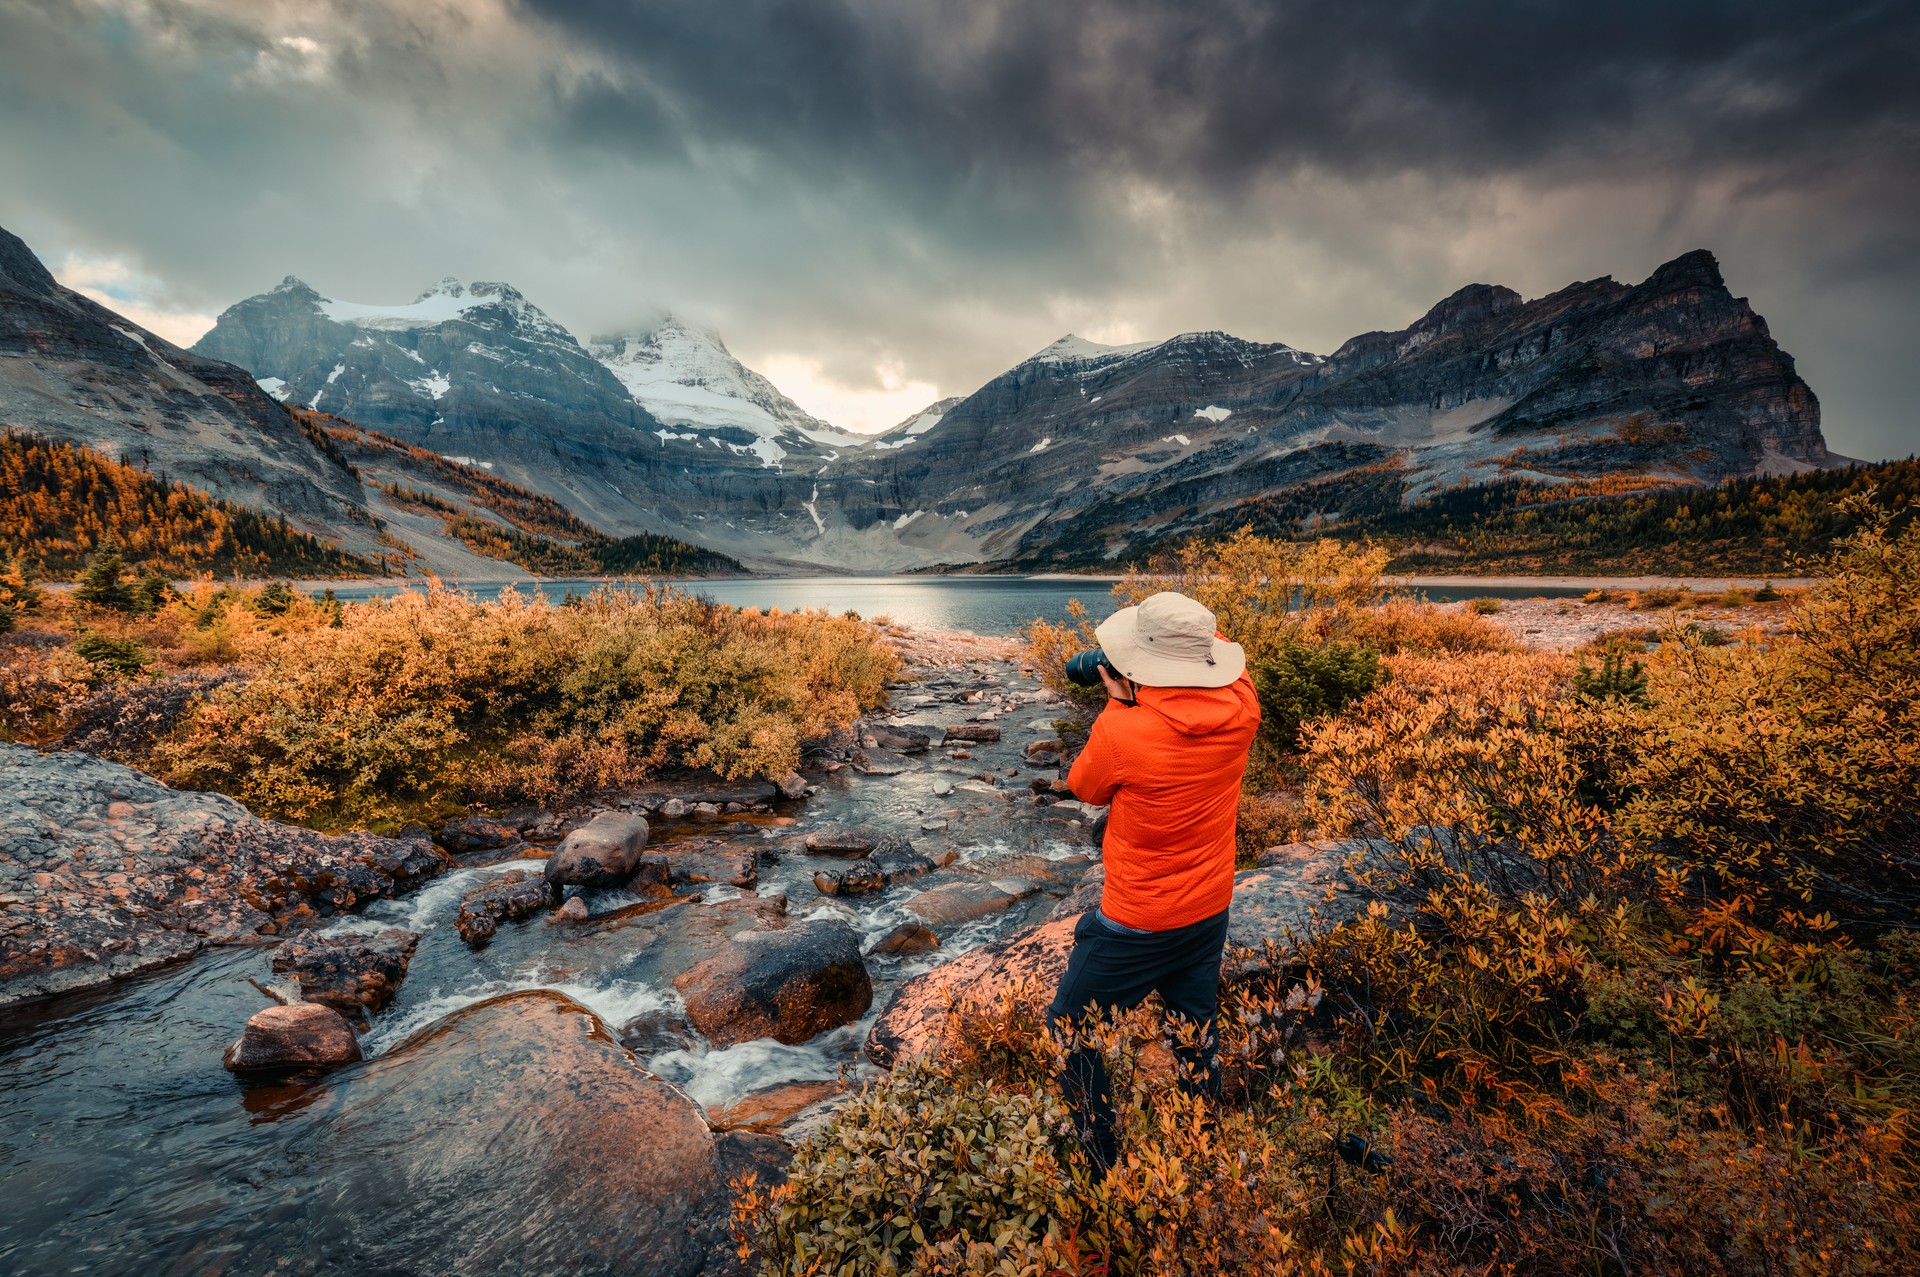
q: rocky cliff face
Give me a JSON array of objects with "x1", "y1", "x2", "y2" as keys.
[
  {"x1": 187, "y1": 248, "x2": 1829, "y2": 571},
  {"x1": 852, "y1": 249, "x2": 1830, "y2": 566},
  {"x1": 0, "y1": 226, "x2": 372, "y2": 547}
]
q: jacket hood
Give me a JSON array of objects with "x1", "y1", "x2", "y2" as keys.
[{"x1": 1135, "y1": 676, "x2": 1260, "y2": 737}]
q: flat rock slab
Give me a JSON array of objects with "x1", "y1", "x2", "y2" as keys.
[
  {"x1": 655, "y1": 839, "x2": 758, "y2": 888},
  {"x1": 814, "y1": 846, "x2": 952, "y2": 897},
  {"x1": 627, "y1": 779, "x2": 778, "y2": 810},
  {"x1": 942, "y1": 723, "x2": 1001, "y2": 743},
  {"x1": 0, "y1": 743, "x2": 453, "y2": 1009},
  {"x1": 902, "y1": 878, "x2": 1028, "y2": 929},
  {"x1": 673, "y1": 918, "x2": 873, "y2": 1047},
  {"x1": 862, "y1": 724, "x2": 933, "y2": 753},
  {"x1": 802, "y1": 825, "x2": 914, "y2": 858},
  {"x1": 271, "y1": 928, "x2": 420, "y2": 1017},
  {"x1": 434, "y1": 815, "x2": 521, "y2": 854},
  {"x1": 456, "y1": 869, "x2": 556, "y2": 945},
  {"x1": 850, "y1": 748, "x2": 912, "y2": 776},
  {"x1": 705, "y1": 1078, "x2": 846, "y2": 1134},
  {"x1": 223, "y1": 1001, "x2": 363, "y2": 1073},
  {"x1": 217, "y1": 991, "x2": 723, "y2": 1277},
  {"x1": 867, "y1": 922, "x2": 940, "y2": 957},
  {"x1": 958, "y1": 851, "x2": 1092, "y2": 890}
]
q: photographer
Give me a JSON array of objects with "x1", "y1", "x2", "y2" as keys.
[{"x1": 1049, "y1": 590, "x2": 1260, "y2": 1178}]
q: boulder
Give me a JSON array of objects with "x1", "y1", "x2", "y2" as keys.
[
  {"x1": 434, "y1": 815, "x2": 520, "y2": 854},
  {"x1": 270, "y1": 929, "x2": 420, "y2": 1016},
  {"x1": 866, "y1": 914, "x2": 1078, "y2": 1068},
  {"x1": 673, "y1": 919, "x2": 873, "y2": 1047},
  {"x1": 814, "y1": 860, "x2": 884, "y2": 897},
  {"x1": 775, "y1": 771, "x2": 809, "y2": 800},
  {"x1": 544, "y1": 812, "x2": 657, "y2": 889},
  {"x1": 554, "y1": 895, "x2": 591, "y2": 923},
  {"x1": 943, "y1": 723, "x2": 1001, "y2": 743},
  {"x1": 657, "y1": 798, "x2": 689, "y2": 819},
  {"x1": 455, "y1": 869, "x2": 556, "y2": 945},
  {"x1": 868, "y1": 923, "x2": 940, "y2": 957},
  {"x1": 223, "y1": 1001, "x2": 363, "y2": 1073},
  {"x1": 251, "y1": 991, "x2": 721, "y2": 1276},
  {"x1": 803, "y1": 824, "x2": 880, "y2": 856}
]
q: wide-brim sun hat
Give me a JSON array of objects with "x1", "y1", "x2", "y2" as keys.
[{"x1": 1093, "y1": 591, "x2": 1247, "y2": 689}]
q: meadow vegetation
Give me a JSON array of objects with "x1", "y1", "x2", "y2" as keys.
[
  {"x1": 745, "y1": 506, "x2": 1919, "y2": 1275},
  {"x1": 0, "y1": 574, "x2": 896, "y2": 828}
]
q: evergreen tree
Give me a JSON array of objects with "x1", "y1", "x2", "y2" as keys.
[
  {"x1": 133, "y1": 570, "x2": 175, "y2": 616},
  {"x1": 73, "y1": 544, "x2": 134, "y2": 611},
  {"x1": 253, "y1": 580, "x2": 296, "y2": 616}
]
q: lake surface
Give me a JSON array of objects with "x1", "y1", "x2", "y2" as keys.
[{"x1": 326, "y1": 574, "x2": 1592, "y2": 634}]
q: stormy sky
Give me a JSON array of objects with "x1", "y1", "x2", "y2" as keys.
[{"x1": 1, "y1": 1, "x2": 1916, "y2": 453}]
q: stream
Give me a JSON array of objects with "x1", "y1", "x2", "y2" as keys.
[{"x1": 0, "y1": 642, "x2": 1092, "y2": 1274}]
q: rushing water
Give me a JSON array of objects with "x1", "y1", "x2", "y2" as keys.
[
  {"x1": 324, "y1": 573, "x2": 1592, "y2": 634},
  {"x1": 0, "y1": 655, "x2": 1089, "y2": 1273}
]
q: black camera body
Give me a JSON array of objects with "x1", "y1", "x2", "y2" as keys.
[{"x1": 1064, "y1": 648, "x2": 1117, "y2": 687}]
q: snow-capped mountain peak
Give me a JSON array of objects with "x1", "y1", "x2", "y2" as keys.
[{"x1": 590, "y1": 315, "x2": 868, "y2": 464}]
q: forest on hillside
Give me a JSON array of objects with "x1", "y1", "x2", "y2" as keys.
[
  {"x1": 307, "y1": 412, "x2": 743, "y2": 577},
  {"x1": 0, "y1": 432, "x2": 375, "y2": 579},
  {"x1": 1212, "y1": 455, "x2": 1920, "y2": 575}
]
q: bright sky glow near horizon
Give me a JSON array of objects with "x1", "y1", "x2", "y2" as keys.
[{"x1": 3, "y1": 0, "x2": 1917, "y2": 453}]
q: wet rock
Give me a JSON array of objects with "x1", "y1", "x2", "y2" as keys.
[
  {"x1": 948, "y1": 749, "x2": 972, "y2": 760},
  {"x1": 658, "y1": 798, "x2": 689, "y2": 818},
  {"x1": 902, "y1": 879, "x2": 1027, "y2": 929},
  {"x1": 803, "y1": 825, "x2": 880, "y2": 857},
  {"x1": 554, "y1": 895, "x2": 591, "y2": 923},
  {"x1": 706, "y1": 1079, "x2": 846, "y2": 1134},
  {"x1": 270, "y1": 929, "x2": 419, "y2": 1017},
  {"x1": 0, "y1": 743, "x2": 452, "y2": 1009},
  {"x1": 674, "y1": 919, "x2": 873, "y2": 1047},
  {"x1": 543, "y1": 812, "x2": 657, "y2": 890},
  {"x1": 931, "y1": 778, "x2": 955, "y2": 797},
  {"x1": 691, "y1": 802, "x2": 722, "y2": 820},
  {"x1": 456, "y1": 869, "x2": 556, "y2": 945},
  {"x1": 223, "y1": 1001, "x2": 363, "y2": 1074},
  {"x1": 268, "y1": 991, "x2": 720, "y2": 1276},
  {"x1": 813, "y1": 844, "x2": 951, "y2": 897},
  {"x1": 850, "y1": 748, "x2": 910, "y2": 776},
  {"x1": 434, "y1": 815, "x2": 519, "y2": 854},
  {"x1": 1049, "y1": 862, "x2": 1106, "y2": 919},
  {"x1": 868, "y1": 922, "x2": 940, "y2": 957},
  {"x1": 864, "y1": 723, "x2": 933, "y2": 753},
  {"x1": 961, "y1": 852, "x2": 1091, "y2": 890},
  {"x1": 620, "y1": 1008, "x2": 698, "y2": 1055},
  {"x1": 715, "y1": 1129, "x2": 795, "y2": 1192},
  {"x1": 1025, "y1": 750, "x2": 1062, "y2": 768},
  {"x1": 866, "y1": 914, "x2": 1079, "y2": 1068},
  {"x1": 943, "y1": 723, "x2": 1001, "y2": 743},
  {"x1": 775, "y1": 771, "x2": 809, "y2": 800},
  {"x1": 657, "y1": 839, "x2": 758, "y2": 888}
]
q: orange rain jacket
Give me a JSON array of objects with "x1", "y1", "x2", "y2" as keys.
[{"x1": 1066, "y1": 673, "x2": 1261, "y2": 932}]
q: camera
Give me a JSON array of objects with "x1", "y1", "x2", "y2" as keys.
[{"x1": 1064, "y1": 648, "x2": 1117, "y2": 687}]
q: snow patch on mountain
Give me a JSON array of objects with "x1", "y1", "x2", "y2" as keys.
[
  {"x1": 591, "y1": 317, "x2": 867, "y2": 465},
  {"x1": 1194, "y1": 405, "x2": 1232, "y2": 422},
  {"x1": 1028, "y1": 334, "x2": 1163, "y2": 367}
]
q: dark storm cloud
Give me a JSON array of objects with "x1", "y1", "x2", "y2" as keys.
[
  {"x1": 0, "y1": 0, "x2": 1916, "y2": 450},
  {"x1": 518, "y1": 0, "x2": 1920, "y2": 186}
]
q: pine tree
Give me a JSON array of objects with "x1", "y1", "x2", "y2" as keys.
[
  {"x1": 133, "y1": 570, "x2": 175, "y2": 616},
  {"x1": 73, "y1": 544, "x2": 134, "y2": 611}
]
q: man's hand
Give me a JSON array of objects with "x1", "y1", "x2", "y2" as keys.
[{"x1": 1097, "y1": 665, "x2": 1136, "y2": 704}]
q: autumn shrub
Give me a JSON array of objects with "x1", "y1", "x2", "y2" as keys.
[
  {"x1": 148, "y1": 583, "x2": 897, "y2": 825},
  {"x1": 1464, "y1": 596, "x2": 1502, "y2": 615}
]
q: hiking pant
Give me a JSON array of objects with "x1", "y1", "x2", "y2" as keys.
[{"x1": 1047, "y1": 906, "x2": 1230, "y2": 1174}]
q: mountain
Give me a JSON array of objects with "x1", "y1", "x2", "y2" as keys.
[
  {"x1": 194, "y1": 280, "x2": 866, "y2": 564},
  {"x1": 0, "y1": 223, "x2": 731, "y2": 580},
  {"x1": 187, "y1": 247, "x2": 1831, "y2": 572},
  {"x1": 0, "y1": 225, "x2": 370, "y2": 545},
  {"x1": 591, "y1": 316, "x2": 868, "y2": 466},
  {"x1": 850, "y1": 250, "x2": 1832, "y2": 566}
]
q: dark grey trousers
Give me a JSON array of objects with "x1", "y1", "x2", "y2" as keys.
[{"x1": 1047, "y1": 906, "x2": 1230, "y2": 1173}]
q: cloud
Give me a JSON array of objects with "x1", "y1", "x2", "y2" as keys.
[{"x1": 0, "y1": 0, "x2": 1915, "y2": 455}]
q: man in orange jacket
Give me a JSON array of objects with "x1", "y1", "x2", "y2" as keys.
[{"x1": 1049, "y1": 590, "x2": 1261, "y2": 1176}]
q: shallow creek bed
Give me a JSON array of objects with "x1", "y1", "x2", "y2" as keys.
[{"x1": 0, "y1": 627, "x2": 1105, "y2": 1276}]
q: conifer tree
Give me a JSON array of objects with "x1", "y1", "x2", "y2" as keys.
[
  {"x1": 73, "y1": 544, "x2": 134, "y2": 611},
  {"x1": 0, "y1": 553, "x2": 41, "y2": 613},
  {"x1": 133, "y1": 570, "x2": 175, "y2": 616}
]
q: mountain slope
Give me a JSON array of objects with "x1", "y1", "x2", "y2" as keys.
[
  {"x1": 0, "y1": 226, "x2": 372, "y2": 547},
  {"x1": 856, "y1": 250, "x2": 1831, "y2": 567}
]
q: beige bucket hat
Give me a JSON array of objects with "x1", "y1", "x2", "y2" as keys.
[{"x1": 1093, "y1": 591, "x2": 1247, "y2": 689}]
